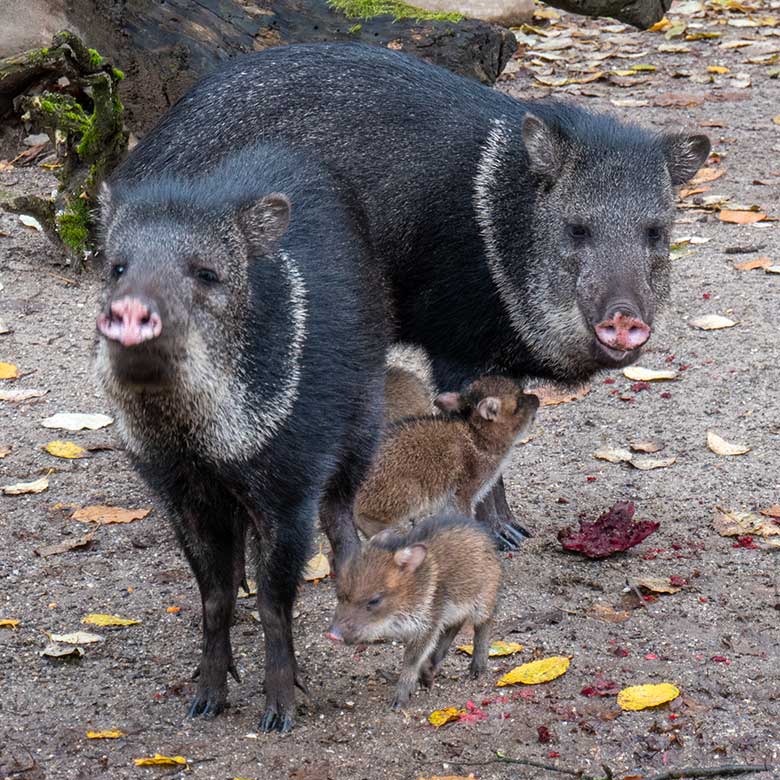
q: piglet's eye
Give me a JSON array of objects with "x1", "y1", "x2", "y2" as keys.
[
  {"x1": 111, "y1": 264, "x2": 126, "y2": 279},
  {"x1": 195, "y1": 268, "x2": 219, "y2": 285},
  {"x1": 646, "y1": 225, "x2": 663, "y2": 242},
  {"x1": 366, "y1": 595, "x2": 383, "y2": 609}
]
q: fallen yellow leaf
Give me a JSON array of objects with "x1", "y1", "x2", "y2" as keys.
[
  {"x1": 457, "y1": 640, "x2": 524, "y2": 657},
  {"x1": 718, "y1": 210, "x2": 766, "y2": 224},
  {"x1": 648, "y1": 16, "x2": 670, "y2": 32},
  {"x1": 302, "y1": 547, "x2": 330, "y2": 581},
  {"x1": 496, "y1": 656, "x2": 570, "y2": 687},
  {"x1": 0, "y1": 618, "x2": 20, "y2": 629},
  {"x1": 772, "y1": 115, "x2": 780, "y2": 126},
  {"x1": 617, "y1": 683, "x2": 680, "y2": 711},
  {"x1": 0, "y1": 362, "x2": 18, "y2": 380},
  {"x1": 87, "y1": 730, "x2": 125, "y2": 739},
  {"x1": 707, "y1": 65, "x2": 730, "y2": 74},
  {"x1": 81, "y1": 613, "x2": 140, "y2": 627},
  {"x1": 690, "y1": 167, "x2": 725, "y2": 185},
  {"x1": 689, "y1": 315, "x2": 737, "y2": 330},
  {"x1": 707, "y1": 431, "x2": 750, "y2": 456},
  {"x1": 635, "y1": 577, "x2": 682, "y2": 594},
  {"x1": 71, "y1": 505, "x2": 151, "y2": 525},
  {"x1": 622, "y1": 367, "x2": 677, "y2": 382},
  {"x1": 133, "y1": 754, "x2": 187, "y2": 767},
  {"x1": 44, "y1": 440, "x2": 87, "y2": 459},
  {"x1": 428, "y1": 707, "x2": 464, "y2": 728},
  {"x1": 2, "y1": 475, "x2": 49, "y2": 495}
]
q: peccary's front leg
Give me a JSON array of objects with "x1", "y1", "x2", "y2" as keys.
[
  {"x1": 469, "y1": 620, "x2": 492, "y2": 679},
  {"x1": 476, "y1": 476, "x2": 532, "y2": 551},
  {"x1": 392, "y1": 632, "x2": 439, "y2": 710},
  {"x1": 173, "y1": 502, "x2": 245, "y2": 719},
  {"x1": 252, "y1": 500, "x2": 314, "y2": 734}
]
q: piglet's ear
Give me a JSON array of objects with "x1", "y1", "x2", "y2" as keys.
[
  {"x1": 661, "y1": 133, "x2": 711, "y2": 186},
  {"x1": 522, "y1": 113, "x2": 566, "y2": 180},
  {"x1": 237, "y1": 193, "x2": 291, "y2": 251},
  {"x1": 477, "y1": 396, "x2": 501, "y2": 421},
  {"x1": 371, "y1": 528, "x2": 397, "y2": 546},
  {"x1": 434, "y1": 391, "x2": 463, "y2": 414},
  {"x1": 394, "y1": 544, "x2": 427, "y2": 573}
]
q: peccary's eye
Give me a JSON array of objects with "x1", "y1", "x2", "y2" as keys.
[
  {"x1": 195, "y1": 268, "x2": 220, "y2": 285},
  {"x1": 567, "y1": 223, "x2": 591, "y2": 240},
  {"x1": 111, "y1": 263, "x2": 126, "y2": 279},
  {"x1": 646, "y1": 225, "x2": 663, "y2": 242},
  {"x1": 366, "y1": 595, "x2": 383, "y2": 610}
]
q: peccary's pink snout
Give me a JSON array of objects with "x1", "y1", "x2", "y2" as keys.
[
  {"x1": 594, "y1": 310, "x2": 650, "y2": 352},
  {"x1": 324, "y1": 626, "x2": 343, "y2": 643},
  {"x1": 97, "y1": 297, "x2": 162, "y2": 347}
]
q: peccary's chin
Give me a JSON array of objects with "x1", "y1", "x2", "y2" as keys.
[{"x1": 102, "y1": 339, "x2": 178, "y2": 392}]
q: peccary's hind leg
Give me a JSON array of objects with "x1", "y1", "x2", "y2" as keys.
[
  {"x1": 251, "y1": 498, "x2": 314, "y2": 734},
  {"x1": 476, "y1": 476, "x2": 532, "y2": 551},
  {"x1": 171, "y1": 495, "x2": 245, "y2": 719},
  {"x1": 469, "y1": 619, "x2": 492, "y2": 679}
]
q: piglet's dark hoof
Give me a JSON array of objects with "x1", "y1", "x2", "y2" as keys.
[
  {"x1": 494, "y1": 521, "x2": 531, "y2": 551},
  {"x1": 259, "y1": 708, "x2": 295, "y2": 734}
]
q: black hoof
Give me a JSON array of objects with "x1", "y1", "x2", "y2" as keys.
[
  {"x1": 495, "y1": 521, "x2": 530, "y2": 551},
  {"x1": 187, "y1": 694, "x2": 225, "y2": 719},
  {"x1": 259, "y1": 708, "x2": 294, "y2": 733}
]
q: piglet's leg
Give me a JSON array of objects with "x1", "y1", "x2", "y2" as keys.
[
  {"x1": 469, "y1": 620, "x2": 492, "y2": 679},
  {"x1": 392, "y1": 631, "x2": 439, "y2": 710},
  {"x1": 420, "y1": 622, "x2": 463, "y2": 687}
]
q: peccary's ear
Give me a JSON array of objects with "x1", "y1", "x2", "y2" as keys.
[
  {"x1": 434, "y1": 391, "x2": 463, "y2": 414},
  {"x1": 238, "y1": 193, "x2": 291, "y2": 250},
  {"x1": 99, "y1": 181, "x2": 115, "y2": 223},
  {"x1": 477, "y1": 396, "x2": 501, "y2": 421},
  {"x1": 662, "y1": 133, "x2": 711, "y2": 186},
  {"x1": 522, "y1": 113, "x2": 565, "y2": 179},
  {"x1": 394, "y1": 544, "x2": 427, "y2": 572}
]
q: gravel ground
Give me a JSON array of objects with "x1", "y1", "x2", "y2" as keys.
[{"x1": 1, "y1": 5, "x2": 779, "y2": 779}]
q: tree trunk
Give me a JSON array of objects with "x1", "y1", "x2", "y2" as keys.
[{"x1": 63, "y1": 0, "x2": 517, "y2": 135}]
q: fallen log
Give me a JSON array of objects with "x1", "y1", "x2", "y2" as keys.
[{"x1": 64, "y1": 0, "x2": 517, "y2": 135}]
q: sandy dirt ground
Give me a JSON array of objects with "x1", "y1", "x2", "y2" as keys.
[{"x1": 1, "y1": 4, "x2": 779, "y2": 779}]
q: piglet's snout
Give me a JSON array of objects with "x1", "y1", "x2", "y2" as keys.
[
  {"x1": 594, "y1": 309, "x2": 650, "y2": 352},
  {"x1": 324, "y1": 626, "x2": 344, "y2": 643},
  {"x1": 97, "y1": 297, "x2": 162, "y2": 347}
]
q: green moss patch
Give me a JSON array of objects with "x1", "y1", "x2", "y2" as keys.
[{"x1": 328, "y1": 0, "x2": 462, "y2": 23}]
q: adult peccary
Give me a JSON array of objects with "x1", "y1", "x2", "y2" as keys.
[
  {"x1": 95, "y1": 144, "x2": 386, "y2": 732},
  {"x1": 115, "y1": 43, "x2": 711, "y2": 548}
]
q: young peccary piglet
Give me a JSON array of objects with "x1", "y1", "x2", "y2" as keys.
[
  {"x1": 355, "y1": 377, "x2": 538, "y2": 539},
  {"x1": 326, "y1": 515, "x2": 501, "y2": 709},
  {"x1": 95, "y1": 145, "x2": 386, "y2": 732},
  {"x1": 384, "y1": 344, "x2": 436, "y2": 425}
]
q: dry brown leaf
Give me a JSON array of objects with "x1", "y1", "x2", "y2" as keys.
[
  {"x1": 629, "y1": 456, "x2": 677, "y2": 471},
  {"x1": 714, "y1": 509, "x2": 780, "y2": 538},
  {"x1": 303, "y1": 547, "x2": 331, "y2": 581},
  {"x1": 734, "y1": 256, "x2": 773, "y2": 271},
  {"x1": 531, "y1": 383, "x2": 590, "y2": 406},
  {"x1": 689, "y1": 314, "x2": 737, "y2": 330},
  {"x1": 0, "y1": 388, "x2": 46, "y2": 402},
  {"x1": 34, "y1": 531, "x2": 95, "y2": 557},
  {"x1": 690, "y1": 167, "x2": 725, "y2": 185},
  {"x1": 707, "y1": 431, "x2": 750, "y2": 456},
  {"x1": 41, "y1": 642, "x2": 84, "y2": 659},
  {"x1": 629, "y1": 440, "x2": 664, "y2": 454},
  {"x1": 71, "y1": 505, "x2": 151, "y2": 525},
  {"x1": 718, "y1": 209, "x2": 767, "y2": 224},
  {"x1": 634, "y1": 576, "x2": 682, "y2": 594},
  {"x1": 41, "y1": 412, "x2": 113, "y2": 431},
  {"x1": 653, "y1": 93, "x2": 705, "y2": 108},
  {"x1": 49, "y1": 631, "x2": 103, "y2": 644},
  {"x1": 593, "y1": 446, "x2": 632, "y2": 463},
  {"x1": 759, "y1": 505, "x2": 780, "y2": 519},
  {"x1": 0, "y1": 445, "x2": 10, "y2": 459},
  {"x1": 587, "y1": 603, "x2": 632, "y2": 623},
  {"x1": 2, "y1": 475, "x2": 49, "y2": 495}
]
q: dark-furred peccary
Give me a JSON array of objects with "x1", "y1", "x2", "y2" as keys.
[
  {"x1": 95, "y1": 145, "x2": 386, "y2": 732},
  {"x1": 114, "y1": 43, "x2": 711, "y2": 547}
]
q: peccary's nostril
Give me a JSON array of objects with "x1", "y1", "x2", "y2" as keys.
[
  {"x1": 97, "y1": 296, "x2": 162, "y2": 347},
  {"x1": 594, "y1": 310, "x2": 650, "y2": 352},
  {"x1": 325, "y1": 627, "x2": 343, "y2": 643}
]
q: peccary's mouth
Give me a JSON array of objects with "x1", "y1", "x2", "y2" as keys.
[
  {"x1": 591, "y1": 338, "x2": 643, "y2": 368},
  {"x1": 104, "y1": 339, "x2": 178, "y2": 391}
]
